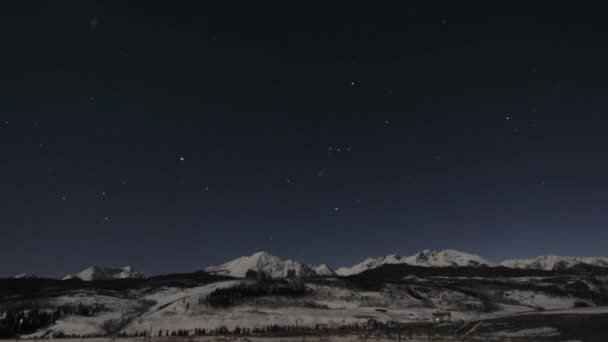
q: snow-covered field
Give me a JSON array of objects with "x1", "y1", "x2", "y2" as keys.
[
  {"x1": 6, "y1": 250, "x2": 608, "y2": 340},
  {"x1": 17, "y1": 277, "x2": 597, "y2": 338}
]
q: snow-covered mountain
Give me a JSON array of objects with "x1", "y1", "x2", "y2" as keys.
[
  {"x1": 336, "y1": 250, "x2": 492, "y2": 276},
  {"x1": 14, "y1": 273, "x2": 38, "y2": 279},
  {"x1": 205, "y1": 251, "x2": 317, "y2": 278},
  {"x1": 62, "y1": 266, "x2": 145, "y2": 281},
  {"x1": 404, "y1": 249, "x2": 492, "y2": 268},
  {"x1": 336, "y1": 254, "x2": 405, "y2": 276},
  {"x1": 312, "y1": 264, "x2": 336, "y2": 276},
  {"x1": 501, "y1": 255, "x2": 608, "y2": 271}
]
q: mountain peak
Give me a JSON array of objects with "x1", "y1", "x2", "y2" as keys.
[
  {"x1": 62, "y1": 266, "x2": 145, "y2": 281},
  {"x1": 14, "y1": 273, "x2": 37, "y2": 279},
  {"x1": 205, "y1": 252, "x2": 316, "y2": 278},
  {"x1": 501, "y1": 255, "x2": 608, "y2": 270},
  {"x1": 312, "y1": 264, "x2": 336, "y2": 276},
  {"x1": 407, "y1": 249, "x2": 491, "y2": 267},
  {"x1": 335, "y1": 253, "x2": 405, "y2": 276},
  {"x1": 336, "y1": 249, "x2": 492, "y2": 276}
]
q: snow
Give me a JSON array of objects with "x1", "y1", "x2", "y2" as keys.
[
  {"x1": 12, "y1": 277, "x2": 608, "y2": 339},
  {"x1": 24, "y1": 312, "x2": 123, "y2": 338},
  {"x1": 123, "y1": 280, "x2": 540, "y2": 333},
  {"x1": 312, "y1": 264, "x2": 336, "y2": 276},
  {"x1": 501, "y1": 255, "x2": 608, "y2": 270},
  {"x1": 22, "y1": 292, "x2": 141, "y2": 338},
  {"x1": 9, "y1": 250, "x2": 608, "y2": 339},
  {"x1": 502, "y1": 290, "x2": 582, "y2": 310},
  {"x1": 336, "y1": 254, "x2": 404, "y2": 276},
  {"x1": 404, "y1": 249, "x2": 491, "y2": 268},
  {"x1": 62, "y1": 266, "x2": 145, "y2": 281},
  {"x1": 14, "y1": 273, "x2": 37, "y2": 278},
  {"x1": 336, "y1": 249, "x2": 492, "y2": 276},
  {"x1": 205, "y1": 251, "x2": 316, "y2": 278}
]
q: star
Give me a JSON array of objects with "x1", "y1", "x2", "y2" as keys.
[
  {"x1": 349, "y1": 81, "x2": 357, "y2": 86},
  {"x1": 179, "y1": 156, "x2": 185, "y2": 161},
  {"x1": 334, "y1": 207, "x2": 339, "y2": 212},
  {"x1": 103, "y1": 217, "x2": 110, "y2": 221},
  {"x1": 100, "y1": 191, "x2": 107, "y2": 197},
  {"x1": 385, "y1": 120, "x2": 390, "y2": 125},
  {"x1": 506, "y1": 116, "x2": 511, "y2": 121},
  {"x1": 204, "y1": 186, "x2": 209, "y2": 191},
  {"x1": 317, "y1": 169, "x2": 325, "y2": 177}
]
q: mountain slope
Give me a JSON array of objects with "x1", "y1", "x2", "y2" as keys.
[
  {"x1": 501, "y1": 255, "x2": 608, "y2": 271},
  {"x1": 404, "y1": 249, "x2": 492, "y2": 267},
  {"x1": 336, "y1": 249, "x2": 492, "y2": 276},
  {"x1": 336, "y1": 254, "x2": 404, "y2": 276},
  {"x1": 205, "y1": 251, "x2": 316, "y2": 278},
  {"x1": 312, "y1": 264, "x2": 336, "y2": 276},
  {"x1": 14, "y1": 273, "x2": 38, "y2": 279},
  {"x1": 62, "y1": 266, "x2": 145, "y2": 281}
]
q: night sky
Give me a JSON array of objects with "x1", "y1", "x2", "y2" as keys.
[{"x1": 2, "y1": 2, "x2": 608, "y2": 277}]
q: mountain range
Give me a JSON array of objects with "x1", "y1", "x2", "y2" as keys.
[
  {"x1": 61, "y1": 266, "x2": 145, "y2": 281},
  {"x1": 13, "y1": 250, "x2": 608, "y2": 280},
  {"x1": 335, "y1": 249, "x2": 492, "y2": 276},
  {"x1": 500, "y1": 255, "x2": 608, "y2": 270}
]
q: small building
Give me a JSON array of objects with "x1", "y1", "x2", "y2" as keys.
[{"x1": 432, "y1": 311, "x2": 451, "y2": 323}]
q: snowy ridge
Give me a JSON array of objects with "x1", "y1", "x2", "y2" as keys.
[
  {"x1": 62, "y1": 266, "x2": 145, "y2": 281},
  {"x1": 14, "y1": 273, "x2": 38, "y2": 279},
  {"x1": 405, "y1": 249, "x2": 492, "y2": 268},
  {"x1": 312, "y1": 264, "x2": 336, "y2": 276},
  {"x1": 205, "y1": 251, "x2": 317, "y2": 278},
  {"x1": 335, "y1": 254, "x2": 405, "y2": 276},
  {"x1": 501, "y1": 255, "x2": 608, "y2": 271},
  {"x1": 335, "y1": 249, "x2": 492, "y2": 276},
  {"x1": 21, "y1": 250, "x2": 608, "y2": 281}
]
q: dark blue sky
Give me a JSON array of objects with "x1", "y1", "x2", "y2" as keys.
[{"x1": 1, "y1": 2, "x2": 608, "y2": 277}]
